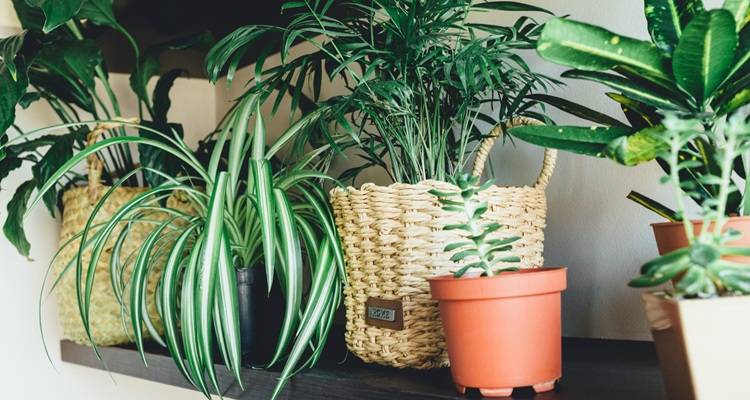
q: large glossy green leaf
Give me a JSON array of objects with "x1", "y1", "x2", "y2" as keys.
[
  {"x1": 724, "y1": 0, "x2": 750, "y2": 30},
  {"x1": 537, "y1": 18, "x2": 671, "y2": 80},
  {"x1": 644, "y1": 0, "x2": 703, "y2": 53},
  {"x1": 0, "y1": 32, "x2": 26, "y2": 81},
  {"x1": 0, "y1": 58, "x2": 29, "y2": 134},
  {"x1": 35, "y1": 38, "x2": 103, "y2": 89},
  {"x1": 77, "y1": 0, "x2": 122, "y2": 31},
  {"x1": 25, "y1": 0, "x2": 84, "y2": 33},
  {"x1": 605, "y1": 125, "x2": 668, "y2": 165},
  {"x1": 672, "y1": 9, "x2": 738, "y2": 103},
  {"x1": 12, "y1": 0, "x2": 44, "y2": 30},
  {"x1": 509, "y1": 125, "x2": 632, "y2": 157},
  {"x1": 527, "y1": 93, "x2": 627, "y2": 127},
  {"x1": 31, "y1": 129, "x2": 85, "y2": 214},
  {"x1": 2, "y1": 178, "x2": 35, "y2": 257},
  {"x1": 562, "y1": 69, "x2": 687, "y2": 111}
]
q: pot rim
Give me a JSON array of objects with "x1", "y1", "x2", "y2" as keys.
[
  {"x1": 651, "y1": 215, "x2": 750, "y2": 229},
  {"x1": 642, "y1": 290, "x2": 750, "y2": 303},
  {"x1": 428, "y1": 266, "x2": 566, "y2": 282},
  {"x1": 428, "y1": 266, "x2": 567, "y2": 301}
]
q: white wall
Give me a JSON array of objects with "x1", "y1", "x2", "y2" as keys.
[{"x1": 0, "y1": 0, "x2": 726, "y2": 399}]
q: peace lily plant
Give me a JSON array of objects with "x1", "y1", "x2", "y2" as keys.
[
  {"x1": 510, "y1": 0, "x2": 750, "y2": 220},
  {"x1": 22, "y1": 95, "x2": 345, "y2": 399}
]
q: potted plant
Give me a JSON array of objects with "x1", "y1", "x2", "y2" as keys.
[
  {"x1": 2, "y1": 0, "x2": 212, "y2": 346},
  {"x1": 206, "y1": 0, "x2": 562, "y2": 369},
  {"x1": 629, "y1": 113, "x2": 750, "y2": 400},
  {"x1": 24, "y1": 93, "x2": 346, "y2": 399},
  {"x1": 428, "y1": 174, "x2": 566, "y2": 397},
  {"x1": 509, "y1": 0, "x2": 750, "y2": 253}
]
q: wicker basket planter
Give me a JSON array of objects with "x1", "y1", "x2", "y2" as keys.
[
  {"x1": 330, "y1": 117, "x2": 557, "y2": 369},
  {"x1": 52, "y1": 122, "x2": 187, "y2": 346}
]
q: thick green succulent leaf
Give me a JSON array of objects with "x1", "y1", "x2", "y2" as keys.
[
  {"x1": 672, "y1": 9, "x2": 738, "y2": 103},
  {"x1": 3, "y1": 178, "x2": 35, "y2": 257},
  {"x1": 644, "y1": 0, "x2": 704, "y2": 53},
  {"x1": 724, "y1": 0, "x2": 750, "y2": 30},
  {"x1": 562, "y1": 70, "x2": 687, "y2": 111},
  {"x1": 509, "y1": 125, "x2": 632, "y2": 157},
  {"x1": 25, "y1": 0, "x2": 85, "y2": 33},
  {"x1": 537, "y1": 18, "x2": 671, "y2": 81},
  {"x1": 605, "y1": 125, "x2": 668, "y2": 165}
]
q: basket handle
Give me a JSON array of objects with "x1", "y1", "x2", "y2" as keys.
[
  {"x1": 471, "y1": 117, "x2": 557, "y2": 190},
  {"x1": 85, "y1": 118, "x2": 138, "y2": 202}
]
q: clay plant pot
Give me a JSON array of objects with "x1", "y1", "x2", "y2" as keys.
[
  {"x1": 428, "y1": 267, "x2": 566, "y2": 397},
  {"x1": 642, "y1": 292, "x2": 750, "y2": 400},
  {"x1": 652, "y1": 216, "x2": 750, "y2": 261}
]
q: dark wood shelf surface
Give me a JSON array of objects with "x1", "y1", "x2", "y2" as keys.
[{"x1": 61, "y1": 337, "x2": 667, "y2": 399}]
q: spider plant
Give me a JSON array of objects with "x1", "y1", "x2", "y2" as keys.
[
  {"x1": 510, "y1": 0, "x2": 750, "y2": 221},
  {"x1": 24, "y1": 94, "x2": 345, "y2": 399},
  {"x1": 431, "y1": 174, "x2": 520, "y2": 277},
  {"x1": 1, "y1": 0, "x2": 212, "y2": 258},
  {"x1": 205, "y1": 0, "x2": 559, "y2": 184},
  {"x1": 630, "y1": 113, "x2": 750, "y2": 297}
]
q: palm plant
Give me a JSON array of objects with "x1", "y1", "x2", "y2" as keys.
[
  {"x1": 24, "y1": 95, "x2": 345, "y2": 399},
  {"x1": 630, "y1": 113, "x2": 750, "y2": 297},
  {"x1": 510, "y1": 0, "x2": 750, "y2": 220},
  {"x1": 1, "y1": 0, "x2": 212, "y2": 257},
  {"x1": 205, "y1": 0, "x2": 558, "y2": 184},
  {"x1": 431, "y1": 173, "x2": 521, "y2": 277}
]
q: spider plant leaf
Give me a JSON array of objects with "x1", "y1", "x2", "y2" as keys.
[
  {"x1": 161, "y1": 224, "x2": 199, "y2": 387},
  {"x1": 673, "y1": 9, "x2": 738, "y2": 103},
  {"x1": 3, "y1": 178, "x2": 35, "y2": 258},
  {"x1": 131, "y1": 217, "x2": 175, "y2": 363},
  {"x1": 267, "y1": 188, "x2": 303, "y2": 368},
  {"x1": 227, "y1": 95, "x2": 255, "y2": 198},
  {"x1": 197, "y1": 171, "x2": 229, "y2": 395},
  {"x1": 644, "y1": 0, "x2": 703, "y2": 53},
  {"x1": 295, "y1": 184, "x2": 345, "y2": 280},
  {"x1": 537, "y1": 18, "x2": 671, "y2": 81},
  {"x1": 250, "y1": 159, "x2": 276, "y2": 291},
  {"x1": 215, "y1": 233, "x2": 242, "y2": 384},
  {"x1": 271, "y1": 239, "x2": 337, "y2": 400},
  {"x1": 181, "y1": 234, "x2": 209, "y2": 396}
]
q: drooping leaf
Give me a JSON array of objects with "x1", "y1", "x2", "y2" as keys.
[
  {"x1": 77, "y1": 0, "x2": 123, "y2": 31},
  {"x1": 672, "y1": 10, "x2": 738, "y2": 103},
  {"x1": 3, "y1": 178, "x2": 36, "y2": 257},
  {"x1": 537, "y1": 18, "x2": 671, "y2": 81},
  {"x1": 138, "y1": 122, "x2": 185, "y2": 187},
  {"x1": 12, "y1": 0, "x2": 44, "y2": 31},
  {"x1": 31, "y1": 129, "x2": 84, "y2": 214},
  {"x1": 35, "y1": 37, "x2": 103, "y2": 89},
  {"x1": 0, "y1": 31, "x2": 27, "y2": 81},
  {"x1": 509, "y1": 125, "x2": 632, "y2": 157},
  {"x1": 527, "y1": 93, "x2": 627, "y2": 127},
  {"x1": 0, "y1": 58, "x2": 29, "y2": 135},
  {"x1": 472, "y1": 1, "x2": 552, "y2": 15},
  {"x1": 152, "y1": 69, "x2": 186, "y2": 123},
  {"x1": 644, "y1": 0, "x2": 704, "y2": 53}
]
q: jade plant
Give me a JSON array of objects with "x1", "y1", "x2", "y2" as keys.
[
  {"x1": 25, "y1": 95, "x2": 345, "y2": 399},
  {"x1": 510, "y1": 0, "x2": 750, "y2": 221},
  {"x1": 1, "y1": 0, "x2": 212, "y2": 257},
  {"x1": 431, "y1": 174, "x2": 520, "y2": 277},
  {"x1": 630, "y1": 113, "x2": 750, "y2": 297},
  {"x1": 206, "y1": 0, "x2": 559, "y2": 184}
]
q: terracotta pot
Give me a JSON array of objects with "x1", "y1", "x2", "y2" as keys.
[
  {"x1": 642, "y1": 292, "x2": 750, "y2": 400},
  {"x1": 428, "y1": 267, "x2": 566, "y2": 397},
  {"x1": 652, "y1": 216, "x2": 750, "y2": 261}
]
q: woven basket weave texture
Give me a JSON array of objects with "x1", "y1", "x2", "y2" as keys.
[{"x1": 330, "y1": 117, "x2": 556, "y2": 368}]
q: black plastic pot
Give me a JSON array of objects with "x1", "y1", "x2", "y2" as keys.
[{"x1": 236, "y1": 267, "x2": 258, "y2": 356}]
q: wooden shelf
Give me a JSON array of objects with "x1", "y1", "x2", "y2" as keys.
[{"x1": 61, "y1": 337, "x2": 667, "y2": 399}]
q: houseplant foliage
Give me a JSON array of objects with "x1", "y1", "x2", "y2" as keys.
[
  {"x1": 510, "y1": 0, "x2": 750, "y2": 220},
  {"x1": 205, "y1": 0, "x2": 559, "y2": 184},
  {"x1": 1, "y1": 0, "x2": 212, "y2": 257},
  {"x1": 431, "y1": 174, "x2": 521, "y2": 277},
  {"x1": 429, "y1": 173, "x2": 565, "y2": 396},
  {"x1": 630, "y1": 114, "x2": 750, "y2": 297},
  {"x1": 25, "y1": 95, "x2": 345, "y2": 399}
]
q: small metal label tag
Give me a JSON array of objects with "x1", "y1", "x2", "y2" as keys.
[{"x1": 365, "y1": 297, "x2": 404, "y2": 330}]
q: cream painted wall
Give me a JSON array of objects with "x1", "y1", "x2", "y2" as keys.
[{"x1": 0, "y1": 0, "x2": 728, "y2": 399}]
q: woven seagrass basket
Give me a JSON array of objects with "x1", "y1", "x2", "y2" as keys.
[
  {"x1": 330, "y1": 117, "x2": 557, "y2": 369},
  {"x1": 53, "y1": 121, "x2": 186, "y2": 346}
]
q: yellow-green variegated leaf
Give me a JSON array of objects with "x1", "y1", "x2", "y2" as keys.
[
  {"x1": 673, "y1": 10, "x2": 738, "y2": 103},
  {"x1": 645, "y1": 0, "x2": 704, "y2": 53},
  {"x1": 537, "y1": 18, "x2": 671, "y2": 81},
  {"x1": 605, "y1": 126, "x2": 667, "y2": 166}
]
